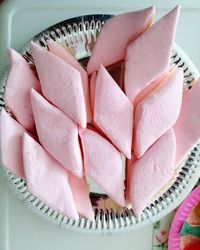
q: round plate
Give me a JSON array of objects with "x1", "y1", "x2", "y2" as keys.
[
  {"x1": 0, "y1": 14, "x2": 200, "y2": 235},
  {"x1": 168, "y1": 185, "x2": 200, "y2": 250}
]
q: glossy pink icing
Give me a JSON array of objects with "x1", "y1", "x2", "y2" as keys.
[
  {"x1": 23, "y1": 133, "x2": 79, "y2": 220},
  {"x1": 31, "y1": 89, "x2": 83, "y2": 177},
  {"x1": 31, "y1": 42, "x2": 87, "y2": 128},
  {"x1": 130, "y1": 129, "x2": 176, "y2": 216},
  {"x1": 79, "y1": 128, "x2": 125, "y2": 206},
  {"x1": 94, "y1": 65, "x2": 134, "y2": 159},
  {"x1": 47, "y1": 40, "x2": 92, "y2": 123},
  {"x1": 125, "y1": 6, "x2": 180, "y2": 102},
  {"x1": 134, "y1": 67, "x2": 183, "y2": 158},
  {"x1": 4, "y1": 49, "x2": 40, "y2": 132},
  {"x1": 68, "y1": 173, "x2": 94, "y2": 221},
  {"x1": 0, "y1": 109, "x2": 25, "y2": 178},
  {"x1": 87, "y1": 6, "x2": 155, "y2": 74}
]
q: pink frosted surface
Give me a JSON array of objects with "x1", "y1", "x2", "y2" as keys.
[
  {"x1": 4, "y1": 49, "x2": 40, "y2": 132},
  {"x1": 31, "y1": 42, "x2": 87, "y2": 128},
  {"x1": 87, "y1": 6, "x2": 155, "y2": 74},
  {"x1": 134, "y1": 68, "x2": 183, "y2": 158},
  {"x1": 68, "y1": 173, "x2": 94, "y2": 221},
  {"x1": 174, "y1": 79, "x2": 200, "y2": 165},
  {"x1": 48, "y1": 40, "x2": 92, "y2": 123},
  {"x1": 0, "y1": 109, "x2": 25, "y2": 178},
  {"x1": 23, "y1": 133, "x2": 78, "y2": 220},
  {"x1": 79, "y1": 128, "x2": 125, "y2": 206},
  {"x1": 94, "y1": 65, "x2": 133, "y2": 159},
  {"x1": 31, "y1": 89, "x2": 83, "y2": 177},
  {"x1": 130, "y1": 129, "x2": 176, "y2": 216},
  {"x1": 125, "y1": 6, "x2": 180, "y2": 102}
]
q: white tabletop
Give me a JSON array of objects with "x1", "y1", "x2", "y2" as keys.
[{"x1": 1, "y1": 1, "x2": 200, "y2": 249}]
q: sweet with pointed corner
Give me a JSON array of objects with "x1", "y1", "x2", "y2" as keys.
[
  {"x1": 47, "y1": 40, "x2": 92, "y2": 123},
  {"x1": 79, "y1": 127, "x2": 125, "y2": 206},
  {"x1": 0, "y1": 108, "x2": 25, "y2": 178},
  {"x1": 4, "y1": 49, "x2": 40, "y2": 132},
  {"x1": 31, "y1": 42, "x2": 87, "y2": 128},
  {"x1": 125, "y1": 5, "x2": 180, "y2": 102},
  {"x1": 130, "y1": 129, "x2": 176, "y2": 216},
  {"x1": 134, "y1": 67, "x2": 183, "y2": 158},
  {"x1": 68, "y1": 173, "x2": 94, "y2": 221},
  {"x1": 23, "y1": 133, "x2": 79, "y2": 220},
  {"x1": 87, "y1": 6, "x2": 155, "y2": 74},
  {"x1": 31, "y1": 89, "x2": 83, "y2": 178},
  {"x1": 94, "y1": 65, "x2": 133, "y2": 159}
]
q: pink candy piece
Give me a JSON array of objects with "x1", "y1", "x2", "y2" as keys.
[
  {"x1": 174, "y1": 79, "x2": 200, "y2": 165},
  {"x1": 89, "y1": 71, "x2": 97, "y2": 115},
  {"x1": 23, "y1": 133, "x2": 79, "y2": 220},
  {"x1": 31, "y1": 42, "x2": 87, "y2": 128},
  {"x1": 47, "y1": 40, "x2": 92, "y2": 123},
  {"x1": 68, "y1": 173, "x2": 94, "y2": 221},
  {"x1": 31, "y1": 89, "x2": 83, "y2": 177},
  {"x1": 134, "y1": 68, "x2": 183, "y2": 158},
  {"x1": 79, "y1": 128, "x2": 125, "y2": 206},
  {"x1": 130, "y1": 129, "x2": 176, "y2": 216},
  {"x1": 4, "y1": 49, "x2": 40, "y2": 132},
  {"x1": 87, "y1": 6, "x2": 155, "y2": 74},
  {"x1": 125, "y1": 6, "x2": 180, "y2": 102},
  {"x1": 0, "y1": 108, "x2": 25, "y2": 178},
  {"x1": 94, "y1": 65, "x2": 133, "y2": 159}
]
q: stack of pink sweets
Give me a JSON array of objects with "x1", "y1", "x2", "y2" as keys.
[{"x1": 1, "y1": 5, "x2": 200, "y2": 221}]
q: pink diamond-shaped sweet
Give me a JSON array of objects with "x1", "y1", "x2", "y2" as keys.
[
  {"x1": 68, "y1": 173, "x2": 94, "y2": 221},
  {"x1": 31, "y1": 42, "x2": 87, "y2": 128},
  {"x1": 31, "y1": 89, "x2": 83, "y2": 177},
  {"x1": 125, "y1": 6, "x2": 180, "y2": 103},
  {"x1": 87, "y1": 6, "x2": 155, "y2": 74},
  {"x1": 4, "y1": 49, "x2": 40, "y2": 132},
  {"x1": 47, "y1": 40, "x2": 92, "y2": 123},
  {"x1": 23, "y1": 133, "x2": 79, "y2": 220},
  {"x1": 174, "y1": 78, "x2": 200, "y2": 165},
  {"x1": 129, "y1": 129, "x2": 176, "y2": 216},
  {"x1": 0, "y1": 108, "x2": 25, "y2": 178},
  {"x1": 79, "y1": 127, "x2": 125, "y2": 206},
  {"x1": 134, "y1": 68, "x2": 183, "y2": 158},
  {"x1": 94, "y1": 65, "x2": 133, "y2": 159}
]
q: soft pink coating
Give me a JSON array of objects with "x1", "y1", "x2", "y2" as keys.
[
  {"x1": 134, "y1": 67, "x2": 183, "y2": 158},
  {"x1": 130, "y1": 129, "x2": 176, "y2": 216},
  {"x1": 174, "y1": 78, "x2": 200, "y2": 165},
  {"x1": 125, "y1": 5, "x2": 180, "y2": 102},
  {"x1": 4, "y1": 49, "x2": 40, "y2": 132},
  {"x1": 68, "y1": 173, "x2": 94, "y2": 221},
  {"x1": 0, "y1": 109, "x2": 25, "y2": 178},
  {"x1": 31, "y1": 89, "x2": 83, "y2": 178},
  {"x1": 94, "y1": 65, "x2": 133, "y2": 159},
  {"x1": 89, "y1": 71, "x2": 97, "y2": 114},
  {"x1": 23, "y1": 133, "x2": 79, "y2": 220},
  {"x1": 79, "y1": 128, "x2": 125, "y2": 206},
  {"x1": 47, "y1": 40, "x2": 92, "y2": 123},
  {"x1": 31, "y1": 42, "x2": 87, "y2": 128},
  {"x1": 87, "y1": 6, "x2": 155, "y2": 74}
]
